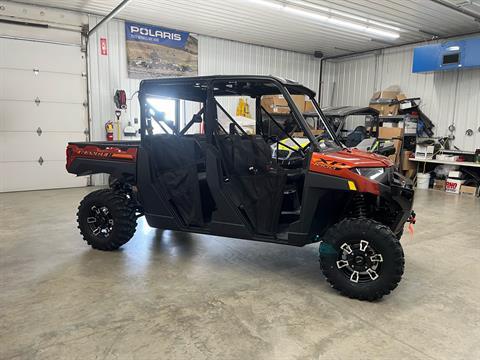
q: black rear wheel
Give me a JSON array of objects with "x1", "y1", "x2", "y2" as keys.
[
  {"x1": 319, "y1": 218, "x2": 404, "y2": 301},
  {"x1": 77, "y1": 189, "x2": 137, "y2": 251}
]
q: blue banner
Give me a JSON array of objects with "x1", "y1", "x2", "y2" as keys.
[{"x1": 125, "y1": 22, "x2": 189, "y2": 49}]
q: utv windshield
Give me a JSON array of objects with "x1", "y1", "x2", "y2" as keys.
[{"x1": 284, "y1": 87, "x2": 342, "y2": 152}]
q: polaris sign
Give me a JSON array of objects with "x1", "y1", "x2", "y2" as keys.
[{"x1": 125, "y1": 22, "x2": 189, "y2": 49}]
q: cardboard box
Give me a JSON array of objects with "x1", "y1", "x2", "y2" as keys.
[
  {"x1": 401, "y1": 150, "x2": 416, "y2": 171},
  {"x1": 311, "y1": 129, "x2": 324, "y2": 136},
  {"x1": 433, "y1": 179, "x2": 446, "y2": 191},
  {"x1": 261, "y1": 95, "x2": 306, "y2": 114},
  {"x1": 388, "y1": 139, "x2": 402, "y2": 166},
  {"x1": 304, "y1": 100, "x2": 315, "y2": 113},
  {"x1": 415, "y1": 144, "x2": 434, "y2": 159},
  {"x1": 369, "y1": 103, "x2": 399, "y2": 117},
  {"x1": 382, "y1": 122, "x2": 398, "y2": 128},
  {"x1": 448, "y1": 170, "x2": 462, "y2": 179},
  {"x1": 405, "y1": 169, "x2": 416, "y2": 179},
  {"x1": 293, "y1": 129, "x2": 324, "y2": 137},
  {"x1": 460, "y1": 185, "x2": 478, "y2": 196},
  {"x1": 378, "y1": 127, "x2": 404, "y2": 139},
  {"x1": 403, "y1": 118, "x2": 418, "y2": 134},
  {"x1": 445, "y1": 178, "x2": 465, "y2": 194},
  {"x1": 261, "y1": 95, "x2": 289, "y2": 114},
  {"x1": 369, "y1": 90, "x2": 406, "y2": 116},
  {"x1": 291, "y1": 95, "x2": 307, "y2": 112}
]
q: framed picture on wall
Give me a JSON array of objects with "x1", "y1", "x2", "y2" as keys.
[{"x1": 125, "y1": 21, "x2": 198, "y2": 79}]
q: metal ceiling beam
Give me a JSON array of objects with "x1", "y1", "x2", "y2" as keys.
[
  {"x1": 430, "y1": 0, "x2": 480, "y2": 22},
  {"x1": 88, "y1": 0, "x2": 132, "y2": 38}
]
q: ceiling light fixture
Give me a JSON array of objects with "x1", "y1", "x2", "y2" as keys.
[
  {"x1": 250, "y1": 0, "x2": 400, "y2": 39},
  {"x1": 289, "y1": 0, "x2": 401, "y2": 31}
]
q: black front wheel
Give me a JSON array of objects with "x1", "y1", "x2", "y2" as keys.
[
  {"x1": 77, "y1": 189, "x2": 137, "y2": 251},
  {"x1": 319, "y1": 218, "x2": 404, "y2": 301}
]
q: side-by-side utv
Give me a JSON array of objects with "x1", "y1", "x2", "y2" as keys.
[{"x1": 66, "y1": 76, "x2": 415, "y2": 300}]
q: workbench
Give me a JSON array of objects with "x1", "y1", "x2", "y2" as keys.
[{"x1": 410, "y1": 158, "x2": 480, "y2": 168}]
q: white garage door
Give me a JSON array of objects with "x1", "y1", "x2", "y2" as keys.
[{"x1": 0, "y1": 37, "x2": 88, "y2": 192}]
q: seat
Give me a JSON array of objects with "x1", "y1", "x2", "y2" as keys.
[{"x1": 345, "y1": 126, "x2": 368, "y2": 148}]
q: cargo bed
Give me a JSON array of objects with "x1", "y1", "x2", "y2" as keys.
[{"x1": 66, "y1": 141, "x2": 139, "y2": 181}]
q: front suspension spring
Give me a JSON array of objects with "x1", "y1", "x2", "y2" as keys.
[{"x1": 352, "y1": 194, "x2": 367, "y2": 218}]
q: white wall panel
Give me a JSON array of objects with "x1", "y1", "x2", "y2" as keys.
[
  {"x1": 88, "y1": 16, "x2": 142, "y2": 145},
  {"x1": 327, "y1": 54, "x2": 377, "y2": 108},
  {"x1": 377, "y1": 46, "x2": 436, "y2": 121},
  {"x1": 199, "y1": 36, "x2": 321, "y2": 94},
  {"x1": 322, "y1": 43, "x2": 480, "y2": 151},
  {"x1": 454, "y1": 68, "x2": 480, "y2": 151},
  {"x1": 319, "y1": 60, "x2": 336, "y2": 107},
  {"x1": 198, "y1": 36, "x2": 321, "y2": 117}
]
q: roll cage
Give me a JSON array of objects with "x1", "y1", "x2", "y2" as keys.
[{"x1": 138, "y1": 75, "x2": 341, "y2": 152}]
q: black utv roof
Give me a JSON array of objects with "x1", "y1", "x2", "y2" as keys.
[
  {"x1": 139, "y1": 75, "x2": 316, "y2": 102},
  {"x1": 322, "y1": 106, "x2": 379, "y2": 117}
]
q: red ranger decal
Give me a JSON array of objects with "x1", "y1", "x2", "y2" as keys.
[{"x1": 66, "y1": 144, "x2": 137, "y2": 168}]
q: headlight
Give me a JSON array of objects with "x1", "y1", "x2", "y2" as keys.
[{"x1": 353, "y1": 167, "x2": 385, "y2": 180}]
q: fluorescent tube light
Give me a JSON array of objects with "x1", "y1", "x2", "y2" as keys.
[
  {"x1": 447, "y1": 46, "x2": 460, "y2": 51},
  {"x1": 289, "y1": 0, "x2": 401, "y2": 31},
  {"x1": 249, "y1": 0, "x2": 400, "y2": 39},
  {"x1": 369, "y1": 20, "x2": 401, "y2": 31}
]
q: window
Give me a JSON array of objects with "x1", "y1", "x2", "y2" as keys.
[
  {"x1": 215, "y1": 96, "x2": 256, "y2": 135},
  {"x1": 442, "y1": 53, "x2": 460, "y2": 66},
  {"x1": 145, "y1": 97, "x2": 204, "y2": 135},
  {"x1": 180, "y1": 100, "x2": 204, "y2": 135},
  {"x1": 146, "y1": 98, "x2": 176, "y2": 134}
]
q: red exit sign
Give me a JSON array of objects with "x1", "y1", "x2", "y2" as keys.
[{"x1": 100, "y1": 38, "x2": 108, "y2": 56}]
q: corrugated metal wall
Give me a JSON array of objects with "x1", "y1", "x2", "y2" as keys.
[
  {"x1": 198, "y1": 36, "x2": 322, "y2": 120},
  {"x1": 321, "y1": 54, "x2": 377, "y2": 108},
  {"x1": 322, "y1": 43, "x2": 480, "y2": 151},
  {"x1": 199, "y1": 36, "x2": 321, "y2": 91},
  {"x1": 87, "y1": 16, "x2": 141, "y2": 145}
]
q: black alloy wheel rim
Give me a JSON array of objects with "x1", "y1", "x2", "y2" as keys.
[
  {"x1": 87, "y1": 205, "x2": 114, "y2": 238},
  {"x1": 336, "y1": 240, "x2": 383, "y2": 283}
]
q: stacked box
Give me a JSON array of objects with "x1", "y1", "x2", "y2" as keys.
[{"x1": 445, "y1": 171, "x2": 464, "y2": 194}]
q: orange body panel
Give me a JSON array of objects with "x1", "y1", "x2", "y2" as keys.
[{"x1": 309, "y1": 149, "x2": 392, "y2": 195}]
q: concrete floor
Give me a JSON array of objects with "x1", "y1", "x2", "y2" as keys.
[{"x1": 0, "y1": 187, "x2": 479, "y2": 360}]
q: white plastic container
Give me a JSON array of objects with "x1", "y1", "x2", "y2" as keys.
[
  {"x1": 436, "y1": 154, "x2": 459, "y2": 162},
  {"x1": 417, "y1": 173, "x2": 430, "y2": 189}
]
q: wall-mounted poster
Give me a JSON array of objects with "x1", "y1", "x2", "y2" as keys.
[{"x1": 125, "y1": 22, "x2": 198, "y2": 79}]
